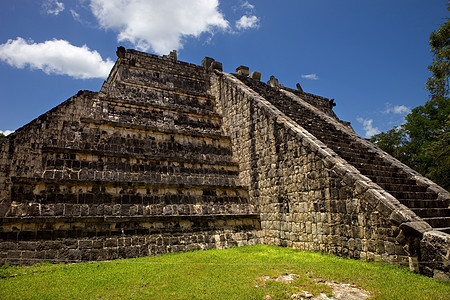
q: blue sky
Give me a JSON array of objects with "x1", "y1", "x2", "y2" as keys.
[{"x1": 0, "y1": 0, "x2": 448, "y2": 138}]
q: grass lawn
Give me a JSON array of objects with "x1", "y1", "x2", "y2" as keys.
[{"x1": 0, "y1": 244, "x2": 449, "y2": 299}]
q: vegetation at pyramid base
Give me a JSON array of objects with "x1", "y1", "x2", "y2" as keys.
[
  {"x1": 370, "y1": 13, "x2": 450, "y2": 191},
  {"x1": 1, "y1": 245, "x2": 449, "y2": 300}
]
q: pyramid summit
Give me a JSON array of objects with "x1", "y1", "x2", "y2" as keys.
[{"x1": 0, "y1": 48, "x2": 449, "y2": 280}]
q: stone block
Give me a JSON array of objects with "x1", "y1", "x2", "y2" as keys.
[
  {"x1": 236, "y1": 66, "x2": 249, "y2": 76},
  {"x1": 211, "y1": 61, "x2": 222, "y2": 71},
  {"x1": 202, "y1": 57, "x2": 215, "y2": 69},
  {"x1": 0, "y1": 242, "x2": 18, "y2": 251},
  {"x1": 399, "y1": 221, "x2": 432, "y2": 238},
  {"x1": 78, "y1": 240, "x2": 93, "y2": 249},
  {"x1": 249, "y1": 71, "x2": 261, "y2": 81}
]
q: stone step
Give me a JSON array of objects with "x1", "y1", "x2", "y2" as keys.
[
  {"x1": 400, "y1": 199, "x2": 447, "y2": 209},
  {"x1": 370, "y1": 177, "x2": 416, "y2": 185},
  {"x1": 328, "y1": 143, "x2": 380, "y2": 157},
  {"x1": 356, "y1": 164, "x2": 402, "y2": 175},
  {"x1": 434, "y1": 227, "x2": 450, "y2": 234},
  {"x1": 411, "y1": 208, "x2": 450, "y2": 218},
  {"x1": 345, "y1": 157, "x2": 392, "y2": 168},
  {"x1": 361, "y1": 177, "x2": 416, "y2": 186},
  {"x1": 377, "y1": 183, "x2": 428, "y2": 193},
  {"x1": 389, "y1": 191, "x2": 437, "y2": 200},
  {"x1": 40, "y1": 145, "x2": 241, "y2": 188},
  {"x1": 422, "y1": 217, "x2": 450, "y2": 228},
  {"x1": 287, "y1": 88, "x2": 333, "y2": 112},
  {"x1": 360, "y1": 171, "x2": 408, "y2": 182}
]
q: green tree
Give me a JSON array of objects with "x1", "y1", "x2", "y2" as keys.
[
  {"x1": 426, "y1": 19, "x2": 449, "y2": 98},
  {"x1": 425, "y1": 117, "x2": 450, "y2": 189},
  {"x1": 370, "y1": 11, "x2": 450, "y2": 191},
  {"x1": 0, "y1": 133, "x2": 4, "y2": 139},
  {"x1": 369, "y1": 126, "x2": 412, "y2": 165},
  {"x1": 403, "y1": 97, "x2": 450, "y2": 171}
]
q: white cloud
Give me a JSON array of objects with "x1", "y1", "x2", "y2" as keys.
[
  {"x1": 236, "y1": 15, "x2": 260, "y2": 30},
  {"x1": 0, "y1": 130, "x2": 14, "y2": 136},
  {"x1": 357, "y1": 117, "x2": 381, "y2": 138},
  {"x1": 42, "y1": 0, "x2": 65, "y2": 15},
  {"x1": 70, "y1": 9, "x2": 82, "y2": 22},
  {"x1": 0, "y1": 37, "x2": 114, "y2": 79},
  {"x1": 241, "y1": 1, "x2": 255, "y2": 10},
  {"x1": 89, "y1": 0, "x2": 229, "y2": 54},
  {"x1": 301, "y1": 74, "x2": 319, "y2": 80},
  {"x1": 383, "y1": 103, "x2": 411, "y2": 115}
]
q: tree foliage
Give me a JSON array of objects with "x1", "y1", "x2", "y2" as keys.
[
  {"x1": 369, "y1": 126, "x2": 412, "y2": 165},
  {"x1": 426, "y1": 19, "x2": 450, "y2": 98},
  {"x1": 0, "y1": 133, "x2": 4, "y2": 139},
  {"x1": 370, "y1": 10, "x2": 450, "y2": 191}
]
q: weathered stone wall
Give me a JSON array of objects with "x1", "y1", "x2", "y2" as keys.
[{"x1": 211, "y1": 71, "x2": 442, "y2": 271}]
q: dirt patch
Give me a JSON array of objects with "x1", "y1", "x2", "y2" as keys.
[
  {"x1": 258, "y1": 273, "x2": 300, "y2": 284},
  {"x1": 258, "y1": 274, "x2": 370, "y2": 300},
  {"x1": 318, "y1": 280, "x2": 370, "y2": 300}
]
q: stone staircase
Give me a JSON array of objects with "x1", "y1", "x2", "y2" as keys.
[{"x1": 234, "y1": 74, "x2": 450, "y2": 234}]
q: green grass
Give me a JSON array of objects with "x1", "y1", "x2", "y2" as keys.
[{"x1": 0, "y1": 245, "x2": 449, "y2": 299}]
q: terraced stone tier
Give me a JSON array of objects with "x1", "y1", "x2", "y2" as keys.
[
  {"x1": 7, "y1": 176, "x2": 254, "y2": 218},
  {"x1": 105, "y1": 82, "x2": 216, "y2": 112},
  {"x1": 90, "y1": 98, "x2": 222, "y2": 134},
  {"x1": 47, "y1": 118, "x2": 235, "y2": 162},
  {"x1": 0, "y1": 214, "x2": 261, "y2": 264},
  {"x1": 40, "y1": 147, "x2": 239, "y2": 184}
]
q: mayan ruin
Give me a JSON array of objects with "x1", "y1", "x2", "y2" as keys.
[{"x1": 0, "y1": 48, "x2": 449, "y2": 280}]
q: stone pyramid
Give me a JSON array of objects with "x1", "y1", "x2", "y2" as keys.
[{"x1": 0, "y1": 48, "x2": 448, "y2": 279}]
